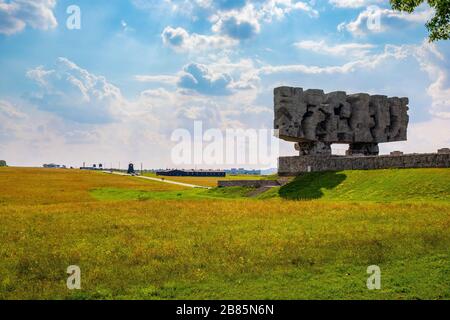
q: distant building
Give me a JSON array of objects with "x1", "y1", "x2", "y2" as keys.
[
  {"x1": 43, "y1": 163, "x2": 66, "y2": 168},
  {"x1": 80, "y1": 163, "x2": 105, "y2": 171},
  {"x1": 225, "y1": 168, "x2": 261, "y2": 175},
  {"x1": 438, "y1": 148, "x2": 450, "y2": 154},
  {"x1": 80, "y1": 166, "x2": 99, "y2": 170},
  {"x1": 156, "y1": 169, "x2": 226, "y2": 177}
]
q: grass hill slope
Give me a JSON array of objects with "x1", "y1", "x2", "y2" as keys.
[{"x1": 260, "y1": 168, "x2": 450, "y2": 202}]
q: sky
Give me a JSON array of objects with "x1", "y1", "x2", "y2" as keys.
[{"x1": 0, "y1": 0, "x2": 449, "y2": 169}]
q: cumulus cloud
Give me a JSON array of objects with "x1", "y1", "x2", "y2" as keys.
[
  {"x1": 0, "y1": 0, "x2": 57, "y2": 35},
  {"x1": 413, "y1": 41, "x2": 450, "y2": 119},
  {"x1": 294, "y1": 40, "x2": 375, "y2": 58},
  {"x1": 210, "y1": 4, "x2": 260, "y2": 40},
  {"x1": 26, "y1": 57, "x2": 125, "y2": 124},
  {"x1": 154, "y1": 1, "x2": 318, "y2": 45},
  {"x1": 161, "y1": 26, "x2": 237, "y2": 51},
  {"x1": 213, "y1": 15, "x2": 259, "y2": 39},
  {"x1": 210, "y1": 0, "x2": 318, "y2": 39},
  {"x1": 136, "y1": 57, "x2": 260, "y2": 95},
  {"x1": 338, "y1": 4, "x2": 434, "y2": 36},
  {"x1": 178, "y1": 63, "x2": 233, "y2": 95}
]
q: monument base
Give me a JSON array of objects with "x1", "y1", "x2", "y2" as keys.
[{"x1": 278, "y1": 153, "x2": 450, "y2": 176}]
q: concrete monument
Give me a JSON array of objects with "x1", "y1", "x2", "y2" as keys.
[{"x1": 274, "y1": 87, "x2": 409, "y2": 156}]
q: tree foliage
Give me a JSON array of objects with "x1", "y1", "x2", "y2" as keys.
[
  {"x1": 0, "y1": 160, "x2": 7, "y2": 167},
  {"x1": 390, "y1": 0, "x2": 450, "y2": 41}
]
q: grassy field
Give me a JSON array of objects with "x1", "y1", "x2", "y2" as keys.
[
  {"x1": 0, "y1": 167, "x2": 449, "y2": 299},
  {"x1": 0, "y1": 168, "x2": 186, "y2": 206}
]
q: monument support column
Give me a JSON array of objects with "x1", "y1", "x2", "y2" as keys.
[
  {"x1": 347, "y1": 143, "x2": 379, "y2": 156},
  {"x1": 295, "y1": 142, "x2": 332, "y2": 156}
]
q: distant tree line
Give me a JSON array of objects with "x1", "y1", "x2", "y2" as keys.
[{"x1": 0, "y1": 160, "x2": 7, "y2": 167}]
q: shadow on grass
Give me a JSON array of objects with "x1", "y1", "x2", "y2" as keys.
[{"x1": 279, "y1": 171, "x2": 347, "y2": 200}]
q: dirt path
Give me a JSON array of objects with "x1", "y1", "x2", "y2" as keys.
[{"x1": 104, "y1": 171, "x2": 211, "y2": 189}]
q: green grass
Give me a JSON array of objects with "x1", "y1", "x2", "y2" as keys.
[
  {"x1": 0, "y1": 167, "x2": 449, "y2": 300},
  {"x1": 260, "y1": 168, "x2": 450, "y2": 202},
  {"x1": 90, "y1": 186, "x2": 256, "y2": 201},
  {"x1": 1, "y1": 200, "x2": 449, "y2": 300}
]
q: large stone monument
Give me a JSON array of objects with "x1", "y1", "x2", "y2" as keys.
[
  {"x1": 274, "y1": 86, "x2": 450, "y2": 175},
  {"x1": 274, "y1": 87, "x2": 409, "y2": 156}
]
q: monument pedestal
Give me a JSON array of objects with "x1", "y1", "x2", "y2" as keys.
[{"x1": 278, "y1": 153, "x2": 450, "y2": 176}]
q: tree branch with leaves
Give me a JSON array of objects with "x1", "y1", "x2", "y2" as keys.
[{"x1": 390, "y1": 0, "x2": 450, "y2": 41}]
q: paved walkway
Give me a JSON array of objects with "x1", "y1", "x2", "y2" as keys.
[{"x1": 104, "y1": 171, "x2": 211, "y2": 189}]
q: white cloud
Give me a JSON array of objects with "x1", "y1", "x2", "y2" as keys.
[
  {"x1": 26, "y1": 57, "x2": 126, "y2": 124},
  {"x1": 178, "y1": 62, "x2": 234, "y2": 95},
  {"x1": 338, "y1": 4, "x2": 434, "y2": 36},
  {"x1": 135, "y1": 57, "x2": 260, "y2": 95},
  {"x1": 152, "y1": 1, "x2": 318, "y2": 46},
  {"x1": 259, "y1": 43, "x2": 409, "y2": 74},
  {"x1": 0, "y1": 0, "x2": 57, "y2": 35},
  {"x1": 210, "y1": 4, "x2": 261, "y2": 40},
  {"x1": 161, "y1": 26, "x2": 237, "y2": 51},
  {"x1": 294, "y1": 40, "x2": 375, "y2": 58},
  {"x1": 413, "y1": 41, "x2": 450, "y2": 119},
  {"x1": 210, "y1": 1, "x2": 318, "y2": 39}
]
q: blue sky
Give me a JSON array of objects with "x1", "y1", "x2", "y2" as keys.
[{"x1": 0, "y1": 0, "x2": 449, "y2": 168}]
